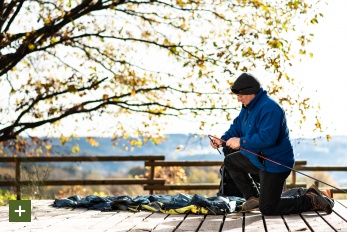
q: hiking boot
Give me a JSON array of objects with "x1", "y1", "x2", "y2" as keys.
[
  {"x1": 239, "y1": 196, "x2": 259, "y2": 212},
  {"x1": 307, "y1": 185, "x2": 334, "y2": 208},
  {"x1": 321, "y1": 189, "x2": 333, "y2": 199},
  {"x1": 305, "y1": 185, "x2": 333, "y2": 214}
]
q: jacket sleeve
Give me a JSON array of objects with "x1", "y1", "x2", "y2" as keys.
[
  {"x1": 240, "y1": 108, "x2": 283, "y2": 150},
  {"x1": 221, "y1": 115, "x2": 242, "y2": 141}
]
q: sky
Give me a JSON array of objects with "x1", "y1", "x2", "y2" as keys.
[
  {"x1": 163, "y1": 0, "x2": 347, "y2": 139},
  {"x1": 284, "y1": 0, "x2": 347, "y2": 138}
]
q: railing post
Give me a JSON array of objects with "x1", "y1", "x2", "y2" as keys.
[
  {"x1": 149, "y1": 163, "x2": 155, "y2": 195},
  {"x1": 15, "y1": 158, "x2": 21, "y2": 200},
  {"x1": 291, "y1": 171, "x2": 296, "y2": 188}
]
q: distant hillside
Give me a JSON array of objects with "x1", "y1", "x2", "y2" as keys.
[
  {"x1": 44, "y1": 134, "x2": 222, "y2": 176},
  {"x1": 49, "y1": 134, "x2": 221, "y2": 160},
  {"x1": 291, "y1": 136, "x2": 347, "y2": 186},
  {"x1": 53, "y1": 134, "x2": 347, "y2": 164}
]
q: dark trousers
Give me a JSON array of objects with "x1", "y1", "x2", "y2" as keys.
[{"x1": 224, "y1": 151, "x2": 312, "y2": 215}]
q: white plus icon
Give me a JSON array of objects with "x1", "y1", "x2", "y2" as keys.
[{"x1": 14, "y1": 205, "x2": 26, "y2": 217}]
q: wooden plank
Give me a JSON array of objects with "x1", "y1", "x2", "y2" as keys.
[
  {"x1": 104, "y1": 211, "x2": 153, "y2": 232},
  {"x1": 263, "y1": 215, "x2": 288, "y2": 232},
  {"x1": 333, "y1": 200, "x2": 347, "y2": 221},
  {"x1": 282, "y1": 214, "x2": 309, "y2": 232},
  {"x1": 0, "y1": 200, "x2": 55, "y2": 218},
  {"x1": 244, "y1": 212, "x2": 265, "y2": 232},
  {"x1": 129, "y1": 212, "x2": 168, "y2": 232},
  {"x1": 153, "y1": 214, "x2": 186, "y2": 232},
  {"x1": 318, "y1": 210, "x2": 347, "y2": 231},
  {"x1": 301, "y1": 211, "x2": 335, "y2": 231},
  {"x1": 78, "y1": 211, "x2": 121, "y2": 230},
  {"x1": 54, "y1": 210, "x2": 119, "y2": 231},
  {"x1": 88, "y1": 211, "x2": 134, "y2": 231},
  {"x1": 1, "y1": 201, "x2": 89, "y2": 231},
  {"x1": 175, "y1": 214, "x2": 204, "y2": 232},
  {"x1": 199, "y1": 215, "x2": 224, "y2": 231},
  {"x1": 221, "y1": 213, "x2": 243, "y2": 232},
  {"x1": 35, "y1": 209, "x2": 101, "y2": 230},
  {"x1": 24, "y1": 201, "x2": 88, "y2": 230},
  {"x1": 2, "y1": 199, "x2": 347, "y2": 232},
  {"x1": 0, "y1": 203, "x2": 11, "y2": 222}
]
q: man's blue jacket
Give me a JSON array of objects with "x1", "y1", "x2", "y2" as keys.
[{"x1": 221, "y1": 88, "x2": 294, "y2": 173}]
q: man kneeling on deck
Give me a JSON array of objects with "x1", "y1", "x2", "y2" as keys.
[{"x1": 210, "y1": 73, "x2": 334, "y2": 215}]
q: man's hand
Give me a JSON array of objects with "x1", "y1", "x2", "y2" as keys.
[
  {"x1": 226, "y1": 137, "x2": 240, "y2": 149},
  {"x1": 210, "y1": 138, "x2": 223, "y2": 149}
]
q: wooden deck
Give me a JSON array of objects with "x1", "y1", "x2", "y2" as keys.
[{"x1": 0, "y1": 200, "x2": 346, "y2": 231}]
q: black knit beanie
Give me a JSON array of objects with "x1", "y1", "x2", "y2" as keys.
[{"x1": 231, "y1": 73, "x2": 260, "y2": 95}]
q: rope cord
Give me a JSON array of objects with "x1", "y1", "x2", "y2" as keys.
[{"x1": 208, "y1": 134, "x2": 347, "y2": 194}]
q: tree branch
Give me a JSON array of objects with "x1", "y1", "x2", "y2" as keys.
[{"x1": 2, "y1": 0, "x2": 24, "y2": 33}]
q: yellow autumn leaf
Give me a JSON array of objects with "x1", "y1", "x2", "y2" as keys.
[
  {"x1": 28, "y1": 44, "x2": 35, "y2": 50},
  {"x1": 315, "y1": 121, "x2": 321, "y2": 129},
  {"x1": 87, "y1": 138, "x2": 99, "y2": 147},
  {"x1": 131, "y1": 88, "x2": 136, "y2": 96},
  {"x1": 71, "y1": 145, "x2": 80, "y2": 153},
  {"x1": 60, "y1": 135, "x2": 71, "y2": 146},
  {"x1": 51, "y1": 37, "x2": 57, "y2": 44},
  {"x1": 326, "y1": 134, "x2": 332, "y2": 141}
]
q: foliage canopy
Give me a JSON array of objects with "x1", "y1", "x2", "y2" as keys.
[{"x1": 0, "y1": 0, "x2": 324, "y2": 155}]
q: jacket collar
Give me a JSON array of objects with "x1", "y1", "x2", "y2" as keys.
[{"x1": 242, "y1": 88, "x2": 266, "y2": 110}]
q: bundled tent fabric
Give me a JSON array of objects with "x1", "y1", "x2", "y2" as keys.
[{"x1": 53, "y1": 193, "x2": 245, "y2": 215}]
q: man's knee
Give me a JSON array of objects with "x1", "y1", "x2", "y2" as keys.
[
  {"x1": 224, "y1": 152, "x2": 241, "y2": 166},
  {"x1": 259, "y1": 202, "x2": 276, "y2": 216}
]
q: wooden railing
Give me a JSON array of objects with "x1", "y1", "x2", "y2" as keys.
[
  {"x1": 145, "y1": 159, "x2": 347, "y2": 195},
  {"x1": 1, "y1": 156, "x2": 346, "y2": 199},
  {"x1": 0, "y1": 155, "x2": 165, "y2": 200},
  {"x1": 144, "y1": 160, "x2": 309, "y2": 194}
]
